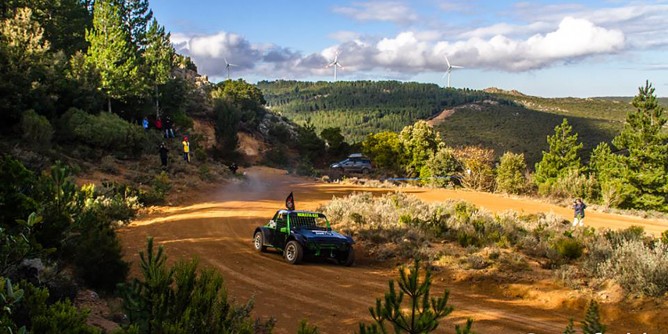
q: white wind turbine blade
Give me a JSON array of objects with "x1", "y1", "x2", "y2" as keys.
[{"x1": 445, "y1": 55, "x2": 452, "y2": 68}]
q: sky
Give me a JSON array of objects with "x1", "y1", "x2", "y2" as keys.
[{"x1": 151, "y1": 0, "x2": 668, "y2": 98}]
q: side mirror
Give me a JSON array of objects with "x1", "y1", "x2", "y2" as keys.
[{"x1": 279, "y1": 227, "x2": 288, "y2": 233}]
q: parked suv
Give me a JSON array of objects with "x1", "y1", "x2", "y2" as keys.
[{"x1": 330, "y1": 153, "x2": 373, "y2": 174}]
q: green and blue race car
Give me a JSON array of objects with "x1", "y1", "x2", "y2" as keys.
[{"x1": 253, "y1": 210, "x2": 355, "y2": 266}]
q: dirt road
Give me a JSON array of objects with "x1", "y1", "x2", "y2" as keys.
[{"x1": 119, "y1": 167, "x2": 667, "y2": 333}]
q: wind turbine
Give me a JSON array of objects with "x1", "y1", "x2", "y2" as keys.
[
  {"x1": 224, "y1": 57, "x2": 237, "y2": 80},
  {"x1": 443, "y1": 55, "x2": 463, "y2": 88},
  {"x1": 326, "y1": 51, "x2": 344, "y2": 81}
]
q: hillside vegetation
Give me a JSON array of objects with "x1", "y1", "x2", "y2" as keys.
[
  {"x1": 259, "y1": 81, "x2": 644, "y2": 166},
  {"x1": 258, "y1": 80, "x2": 511, "y2": 142}
]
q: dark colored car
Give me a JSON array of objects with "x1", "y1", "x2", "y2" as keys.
[
  {"x1": 330, "y1": 153, "x2": 373, "y2": 174},
  {"x1": 253, "y1": 210, "x2": 355, "y2": 266}
]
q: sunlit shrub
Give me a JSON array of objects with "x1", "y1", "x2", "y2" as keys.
[{"x1": 597, "y1": 240, "x2": 668, "y2": 296}]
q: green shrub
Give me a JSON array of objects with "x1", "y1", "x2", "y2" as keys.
[
  {"x1": 495, "y1": 152, "x2": 527, "y2": 194},
  {"x1": 194, "y1": 147, "x2": 207, "y2": 162},
  {"x1": 297, "y1": 319, "x2": 319, "y2": 334},
  {"x1": 582, "y1": 300, "x2": 606, "y2": 334},
  {"x1": 2, "y1": 279, "x2": 99, "y2": 333},
  {"x1": 358, "y1": 260, "x2": 473, "y2": 334},
  {"x1": 139, "y1": 172, "x2": 171, "y2": 205},
  {"x1": 662, "y1": 230, "x2": 668, "y2": 244},
  {"x1": 553, "y1": 237, "x2": 584, "y2": 261},
  {"x1": 420, "y1": 146, "x2": 460, "y2": 187},
  {"x1": 59, "y1": 108, "x2": 147, "y2": 156},
  {"x1": 198, "y1": 164, "x2": 213, "y2": 181},
  {"x1": 262, "y1": 145, "x2": 289, "y2": 167},
  {"x1": 31, "y1": 299, "x2": 100, "y2": 334},
  {"x1": 99, "y1": 155, "x2": 118, "y2": 174},
  {"x1": 604, "y1": 226, "x2": 645, "y2": 248},
  {"x1": 121, "y1": 238, "x2": 274, "y2": 333},
  {"x1": 295, "y1": 159, "x2": 317, "y2": 177},
  {"x1": 0, "y1": 155, "x2": 40, "y2": 232},
  {"x1": 71, "y1": 209, "x2": 129, "y2": 293},
  {"x1": 21, "y1": 110, "x2": 53, "y2": 149}
]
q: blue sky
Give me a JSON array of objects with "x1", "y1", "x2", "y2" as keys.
[{"x1": 152, "y1": 0, "x2": 668, "y2": 97}]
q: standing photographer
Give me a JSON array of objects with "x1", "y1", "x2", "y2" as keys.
[{"x1": 572, "y1": 198, "x2": 587, "y2": 227}]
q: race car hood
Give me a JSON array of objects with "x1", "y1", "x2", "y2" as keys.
[{"x1": 297, "y1": 228, "x2": 352, "y2": 244}]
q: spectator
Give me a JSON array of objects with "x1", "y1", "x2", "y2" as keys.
[
  {"x1": 158, "y1": 142, "x2": 169, "y2": 170},
  {"x1": 182, "y1": 136, "x2": 190, "y2": 162},
  {"x1": 164, "y1": 116, "x2": 175, "y2": 138},
  {"x1": 572, "y1": 198, "x2": 587, "y2": 227},
  {"x1": 142, "y1": 116, "x2": 149, "y2": 131},
  {"x1": 155, "y1": 117, "x2": 163, "y2": 131}
]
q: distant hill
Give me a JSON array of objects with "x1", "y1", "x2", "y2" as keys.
[
  {"x1": 259, "y1": 81, "x2": 640, "y2": 166},
  {"x1": 258, "y1": 80, "x2": 511, "y2": 142},
  {"x1": 593, "y1": 96, "x2": 668, "y2": 106}
]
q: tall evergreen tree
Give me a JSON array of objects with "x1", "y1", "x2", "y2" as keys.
[
  {"x1": 120, "y1": 0, "x2": 152, "y2": 50},
  {"x1": 143, "y1": 18, "x2": 174, "y2": 117},
  {"x1": 85, "y1": 0, "x2": 142, "y2": 113},
  {"x1": 534, "y1": 118, "x2": 582, "y2": 193},
  {"x1": 0, "y1": 7, "x2": 51, "y2": 127},
  {"x1": 213, "y1": 99, "x2": 240, "y2": 158},
  {"x1": 610, "y1": 81, "x2": 668, "y2": 211}
]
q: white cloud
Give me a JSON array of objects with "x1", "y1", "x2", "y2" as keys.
[
  {"x1": 172, "y1": 16, "x2": 625, "y2": 81},
  {"x1": 459, "y1": 22, "x2": 550, "y2": 39},
  {"x1": 332, "y1": 1, "x2": 419, "y2": 24},
  {"x1": 510, "y1": 3, "x2": 668, "y2": 49},
  {"x1": 328, "y1": 31, "x2": 361, "y2": 42}
]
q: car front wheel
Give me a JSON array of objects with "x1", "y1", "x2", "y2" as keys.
[
  {"x1": 339, "y1": 247, "x2": 355, "y2": 267},
  {"x1": 253, "y1": 231, "x2": 267, "y2": 252},
  {"x1": 284, "y1": 240, "x2": 303, "y2": 264}
]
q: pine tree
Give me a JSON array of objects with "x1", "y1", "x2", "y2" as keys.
[
  {"x1": 0, "y1": 7, "x2": 51, "y2": 126},
  {"x1": 358, "y1": 260, "x2": 474, "y2": 334},
  {"x1": 496, "y1": 152, "x2": 528, "y2": 194},
  {"x1": 143, "y1": 18, "x2": 174, "y2": 117},
  {"x1": 85, "y1": 0, "x2": 142, "y2": 113},
  {"x1": 534, "y1": 118, "x2": 583, "y2": 194},
  {"x1": 610, "y1": 81, "x2": 668, "y2": 211},
  {"x1": 581, "y1": 300, "x2": 606, "y2": 334},
  {"x1": 563, "y1": 318, "x2": 575, "y2": 334},
  {"x1": 121, "y1": 0, "x2": 153, "y2": 50}
]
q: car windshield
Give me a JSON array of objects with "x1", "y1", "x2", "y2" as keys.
[{"x1": 289, "y1": 212, "x2": 329, "y2": 230}]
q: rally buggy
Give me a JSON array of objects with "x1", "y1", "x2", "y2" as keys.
[{"x1": 252, "y1": 210, "x2": 355, "y2": 266}]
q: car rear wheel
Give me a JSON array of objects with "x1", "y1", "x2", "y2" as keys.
[
  {"x1": 253, "y1": 231, "x2": 267, "y2": 252},
  {"x1": 284, "y1": 240, "x2": 303, "y2": 264},
  {"x1": 339, "y1": 247, "x2": 355, "y2": 267},
  {"x1": 361, "y1": 168, "x2": 369, "y2": 175}
]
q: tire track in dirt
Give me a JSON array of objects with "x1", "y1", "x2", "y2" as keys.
[{"x1": 119, "y1": 166, "x2": 665, "y2": 333}]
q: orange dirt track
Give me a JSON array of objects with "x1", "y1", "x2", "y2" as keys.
[{"x1": 119, "y1": 167, "x2": 667, "y2": 333}]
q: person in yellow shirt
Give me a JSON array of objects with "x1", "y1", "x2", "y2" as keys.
[{"x1": 182, "y1": 136, "x2": 190, "y2": 162}]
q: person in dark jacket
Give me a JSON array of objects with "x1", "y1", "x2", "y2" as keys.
[
  {"x1": 229, "y1": 162, "x2": 238, "y2": 174},
  {"x1": 572, "y1": 198, "x2": 586, "y2": 227},
  {"x1": 159, "y1": 142, "x2": 169, "y2": 170},
  {"x1": 164, "y1": 116, "x2": 175, "y2": 138}
]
